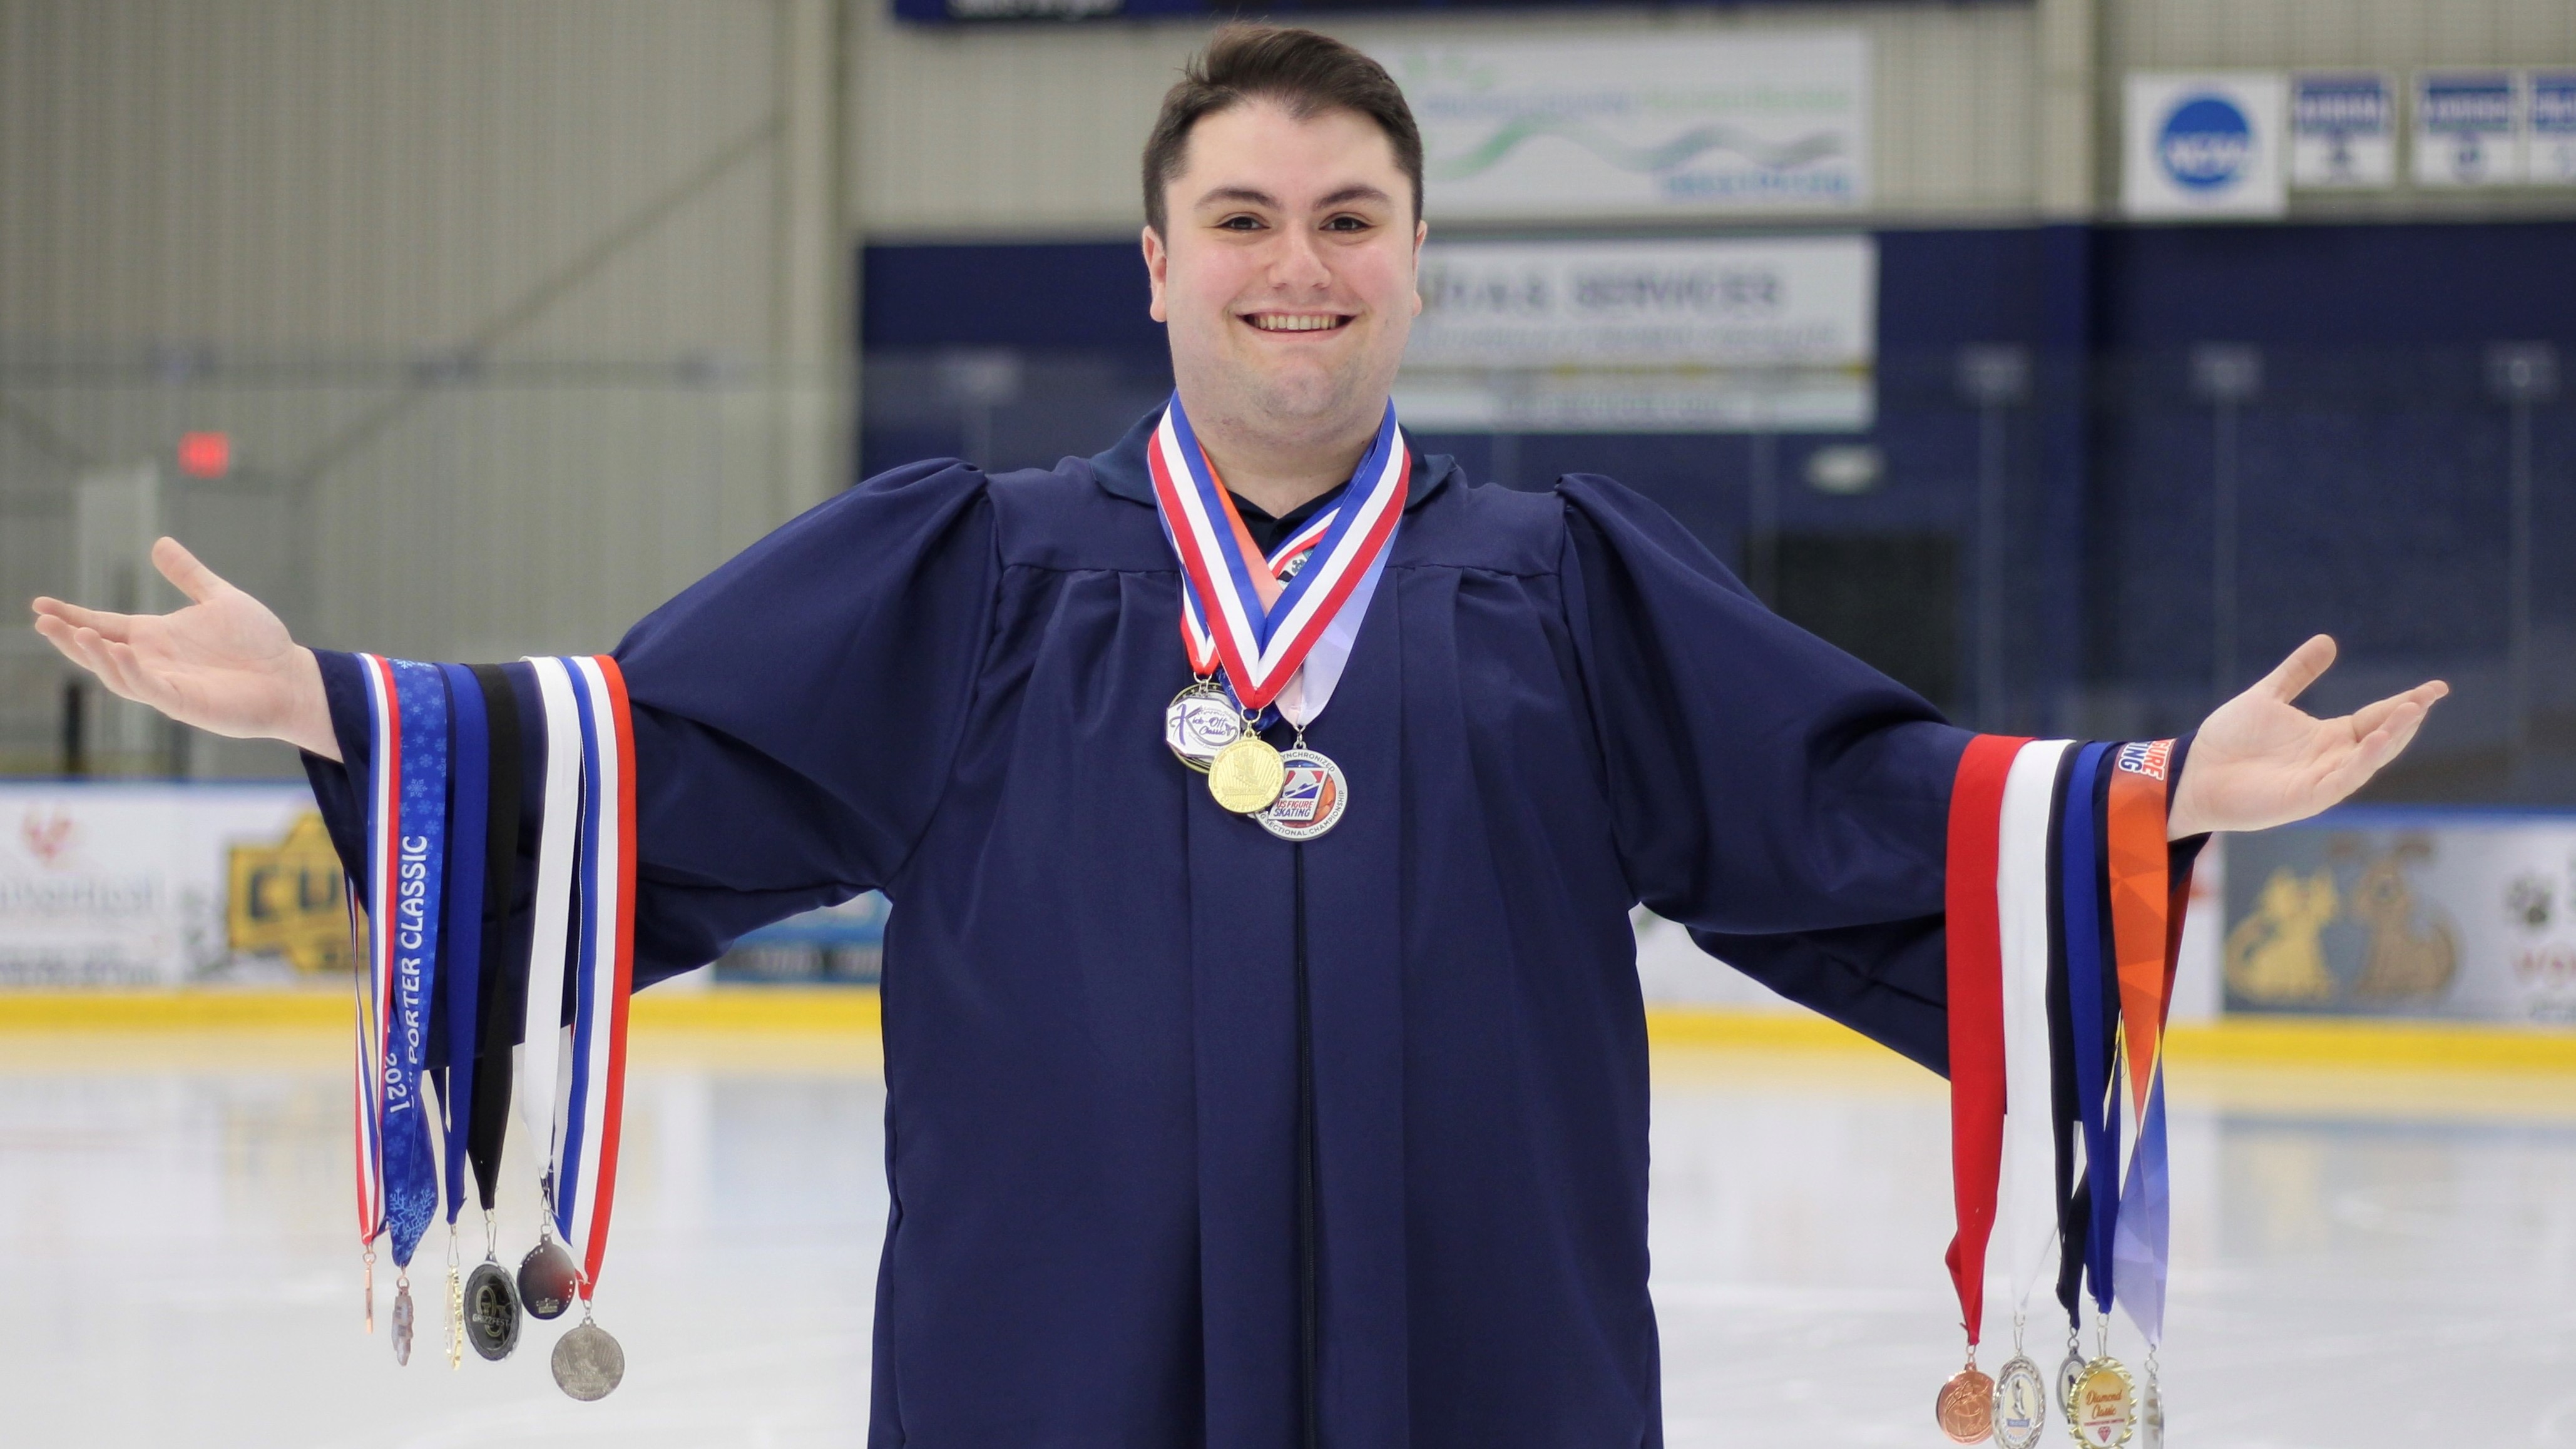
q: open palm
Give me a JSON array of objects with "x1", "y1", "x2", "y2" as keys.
[
  {"x1": 2168, "y1": 635, "x2": 2446, "y2": 838},
  {"x1": 29, "y1": 538, "x2": 335, "y2": 756}
]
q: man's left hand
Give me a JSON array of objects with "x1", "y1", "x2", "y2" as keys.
[{"x1": 2166, "y1": 635, "x2": 2447, "y2": 840}]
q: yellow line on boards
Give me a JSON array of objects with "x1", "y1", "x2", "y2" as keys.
[{"x1": 1, "y1": 989, "x2": 2571, "y2": 1072}]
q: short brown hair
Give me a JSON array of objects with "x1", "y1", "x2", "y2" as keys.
[{"x1": 1140, "y1": 24, "x2": 1424, "y2": 235}]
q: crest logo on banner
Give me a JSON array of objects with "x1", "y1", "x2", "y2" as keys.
[{"x1": 2124, "y1": 73, "x2": 2287, "y2": 218}]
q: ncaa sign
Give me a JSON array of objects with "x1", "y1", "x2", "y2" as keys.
[{"x1": 2124, "y1": 73, "x2": 2287, "y2": 218}]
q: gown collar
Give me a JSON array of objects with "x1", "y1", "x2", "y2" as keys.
[{"x1": 1084, "y1": 405, "x2": 1457, "y2": 515}]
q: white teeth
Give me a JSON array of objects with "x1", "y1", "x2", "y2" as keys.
[{"x1": 1249, "y1": 314, "x2": 1342, "y2": 332}]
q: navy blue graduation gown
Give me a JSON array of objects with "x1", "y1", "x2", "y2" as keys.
[{"x1": 307, "y1": 410, "x2": 1976, "y2": 1448}]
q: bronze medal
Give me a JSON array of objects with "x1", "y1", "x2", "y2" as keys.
[
  {"x1": 1207, "y1": 736, "x2": 1285, "y2": 814},
  {"x1": 518, "y1": 1236, "x2": 578, "y2": 1321},
  {"x1": 1936, "y1": 1366, "x2": 1996, "y2": 1443}
]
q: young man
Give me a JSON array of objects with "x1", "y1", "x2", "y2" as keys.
[{"x1": 33, "y1": 26, "x2": 2440, "y2": 1448}]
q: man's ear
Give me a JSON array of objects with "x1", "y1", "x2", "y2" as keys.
[
  {"x1": 1411, "y1": 217, "x2": 1427, "y2": 317},
  {"x1": 1143, "y1": 224, "x2": 1170, "y2": 323}
]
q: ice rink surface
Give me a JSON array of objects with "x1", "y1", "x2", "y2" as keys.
[{"x1": 5, "y1": 1028, "x2": 2573, "y2": 1448}]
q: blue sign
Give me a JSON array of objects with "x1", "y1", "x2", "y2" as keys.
[{"x1": 2158, "y1": 94, "x2": 2255, "y2": 191}]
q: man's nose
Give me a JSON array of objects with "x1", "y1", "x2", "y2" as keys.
[{"x1": 1267, "y1": 225, "x2": 1332, "y2": 290}]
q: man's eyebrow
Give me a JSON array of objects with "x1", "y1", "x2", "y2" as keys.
[{"x1": 1192, "y1": 183, "x2": 1394, "y2": 211}]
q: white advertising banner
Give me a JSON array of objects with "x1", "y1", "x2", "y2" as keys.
[
  {"x1": 2531, "y1": 71, "x2": 2576, "y2": 184},
  {"x1": 2222, "y1": 811, "x2": 2576, "y2": 1025},
  {"x1": 1396, "y1": 235, "x2": 1876, "y2": 433},
  {"x1": 1376, "y1": 31, "x2": 1868, "y2": 220},
  {"x1": 2289, "y1": 73, "x2": 2396, "y2": 187},
  {"x1": 2124, "y1": 73, "x2": 2289, "y2": 218},
  {"x1": 0, "y1": 783, "x2": 340, "y2": 987},
  {"x1": 2413, "y1": 70, "x2": 2523, "y2": 187}
]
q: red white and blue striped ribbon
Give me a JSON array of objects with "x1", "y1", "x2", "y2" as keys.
[
  {"x1": 524, "y1": 654, "x2": 638, "y2": 1299},
  {"x1": 1148, "y1": 393, "x2": 1408, "y2": 721}
]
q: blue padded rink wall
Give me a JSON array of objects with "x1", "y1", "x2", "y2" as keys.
[{"x1": 4, "y1": 1010, "x2": 2572, "y2": 1448}]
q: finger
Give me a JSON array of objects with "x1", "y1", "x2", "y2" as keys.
[
  {"x1": 2344, "y1": 679, "x2": 2450, "y2": 739},
  {"x1": 29, "y1": 596, "x2": 138, "y2": 643},
  {"x1": 152, "y1": 537, "x2": 233, "y2": 605},
  {"x1": 71, "y1": 628, "x2": 151, "y2": 704},
  {"x1": 2257, "y1": 634, "x2": 2337, "y2": 704},
  {"x1": 31, "y1": 613, "x2": 103, "y2": 670},
  {"x1": 2318, "y1": 701, "x2": 2426, "y2": 801}
]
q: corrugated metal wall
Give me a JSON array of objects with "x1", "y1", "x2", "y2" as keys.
[
  {"x1": 851, "y1": 1, "x2": 2043, "y2": 238},
  {"x1": 0, "y1": 0, "x2": 841, "y2": 774}
]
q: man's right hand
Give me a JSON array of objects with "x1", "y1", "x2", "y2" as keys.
[{"x1": 29, "y1": 537, "x2": 340, "y2": 761}]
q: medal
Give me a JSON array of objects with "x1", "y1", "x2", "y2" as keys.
[
  {"x1": 2057, "y1": 1343, "x2": 2087, "y2": 1420},
  {"x1": 1936, "y1": 1365, "x2": 1996, "y2": 1443},
  {"x1": 1255, "y1": 746, "x2": 1348, "y2": 841},
  {"x1": 2068, "y1": 1358, "x2": 2135, "y2": 1446},
  {"x1": 1147, "y1": 392, "x2": 1407, "y2": 832},
  {"x1": 1208, "y1": 735, "x2": 1285, "y2": 813},
  {"x1": 1993, "y1": 1354, "x2": 2048, "y2": 1449},
  {"x1": 519, "y1": 1233, "x2": 578, "y2": 1320},
  {"x1": 391, "y1": 1276, "x2": 416, "y2": 1366},
  {"x1": 551, "y1": 1315, "x2": 626, "y2": 1401},
  {"x1": 1164, "y1": 682, "x2": 1242, "y2": 772},
  {"x1": 465, "y1": 1258, "x2": 521, "y2": 1360}
]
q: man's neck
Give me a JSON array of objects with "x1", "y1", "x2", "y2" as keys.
[{"x1": 1186, "y1": 400, "x2": 1383, "y2": 520}]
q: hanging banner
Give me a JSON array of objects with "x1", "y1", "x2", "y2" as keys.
[
  {"x1": 2289, "y1": 73, "x2": 2396, "y2": 188},
  {"x1": 2531, "y1": 71, "x2": 2576, "y2": 185},
  {"x1": 2124, "y1": 73, "x2": 2289, "y2": 218},
  {"x1": 1372, "y1": 31, "x2": 1868, "y2": 220},
  {"x1": 2414, "y1": 71, "x2": 2523, "y2": 187},
  {"x1": 1394, "y1": 235, "x2": 1876, "y2": 433},
  {"x1": 0, "y1": 783, "x2": 337, "y2": 987},
  {"x1": 2222, "y1": 810, "x2": 2576, "y2": 1025}
]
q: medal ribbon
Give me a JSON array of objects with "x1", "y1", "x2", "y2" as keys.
[
  {"x1": 521, "y1": 656, "x2": 586, "y2": 1195},
  {"x1": 1148, "y1": 392, "x2": 1408, "y2": 714},
  {"x1": 1996, "y1": 740, "x2": 2074, "y2": 1323},
  {"x1": 466, "y1": 664, "x2": 527, "y2": 1213},
  {"x1": 2058, "y1": 743, "x2": 2122, "y2": 1314},
  {"x1": 556, "y1": 655, "x2": 639, "y2": 1298},
  {"x1": 1942, "y1": 733, "x2": 2028, "y2": 1348},
  {"x1": 434, "y1": 663, "x2": 491, "y2": 1227},
  {"x1": 357, "y1": 655, "x2": 449, "y2": 1269},
  {"x1": 2106, "y1": 740, "x2": 2180, "y2": 1345}
]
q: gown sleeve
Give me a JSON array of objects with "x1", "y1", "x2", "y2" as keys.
[
  {"x1": 302, "y1": 457, "x2": 998, "y2": 991},
  {"x1": 1555, "y1": 473, "x2": 1972, "y2": 1073}
]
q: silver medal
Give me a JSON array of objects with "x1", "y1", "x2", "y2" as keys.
[
  {"x1": 2058, "y1": 1350, "x2": 2086, "y2": 1420},
  {"x1": 391, "y1": 1279, "x2": 415, "y2": 1366},
  {"x1": 1255, "y1": 748, "x2": 1348, "y2": 841},
  {"x1": 1992, "y1": 1355, "x2": 2048, "y2": 1449},
  {"x1": 1163, "y1": 683, "x2": 1243, "y2": 773},
  {"x1": 551, "y1": 1318, "x2": 626, "y2": 1401}
]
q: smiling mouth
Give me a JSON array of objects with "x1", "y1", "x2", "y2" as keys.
[{"x1": 1242, "y1": 313, "x2": 1352, "y2": 333}]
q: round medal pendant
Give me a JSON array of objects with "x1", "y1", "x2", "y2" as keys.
[
  {"x1": 1164, "y1": 684, "x2": 1243, "y2": 773},
  {"x1": 1992, "y1": 1356, "x2": 2048, "y2": 1449},
  {"x1": 2057, "y1": 1352, "x2": 2086, "y2": 1420},
  {"x1": 391, "y1": 1280, "x2": 416, "y2": 1366},
  {"x1": 551, "y1": 1318, "x2": 626, "y2": 1401},
  {"x1": 2069, "y1": 1360, "x2": 2136, "y2": 1447},
  {"x1": 1207, "y1": 736, "x2": 1285, "y2": 814},
  {"x1": 464, "y1": 1260, "x2": 523, "y2": 1361},
  {"x1": 518, "y1": 1238, "x2": 578, "y2": 1321},
  {"x1": 2136, "y1": 1380, "x2": 2164, "y2": 1449},
  {"x1": 1255, "y1": 748, "x2": 1348, "y2": 841},
  {"x1": 1936, "y1": 1367, "x2": 1996, "y2": 1443}
]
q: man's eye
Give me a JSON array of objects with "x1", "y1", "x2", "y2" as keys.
[
  {"x1": 1217, "y1": 215, "x2": 1264, "y2": 231},
  {"x1": 1323, "y1": 215, "x2": 1372, "y2": 232}
]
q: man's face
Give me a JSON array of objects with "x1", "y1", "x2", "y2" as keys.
[{"x1": 1145, "y1": 100, "x2": 1425, "y2": 445}]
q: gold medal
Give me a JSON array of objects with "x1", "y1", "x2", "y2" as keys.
[
  {"x1": 2068, "y1": 1358, "x2": 2135, "y2": 1447},
  {"x1": 1936, "y1": 1366, "x2": 1996, "y2": 1444},
  {"x1": 1208, "y1": 736, "x2": 1285, "y2": 813}
]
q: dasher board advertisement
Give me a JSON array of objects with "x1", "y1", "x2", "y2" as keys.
[
  {"x1": 2222, "y1": 810, "x2": 2576, "y2": 1025},
  {"x1": 1375, "y1": 31, "x2": 1869, "y2": 220},
  {"x1": 1, "y1": 783, "x2": 338, "y2": 987},
  {"x1": 1395, "y1": 235, "x2": 1876, "y2": 433}
]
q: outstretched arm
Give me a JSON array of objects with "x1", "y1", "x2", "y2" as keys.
[
  {"x1": 27, "y1": 537, "x2": 338, "y2": 760},
  {"x1": 2166, "y1": 634, "x2": 2446, "y2": 840}
]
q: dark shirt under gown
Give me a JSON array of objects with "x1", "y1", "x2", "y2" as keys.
[{"x1": 306, "y1": 409, "x2": 1988, "y2": 1448}]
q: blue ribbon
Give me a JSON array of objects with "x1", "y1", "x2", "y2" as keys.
[
  {"x1": 436, "y1": 663, "x2": 489, "y2": 1227},
  {"x1": 2059, "y1": 741, "x2": 2121, "y2": 1313},
  {"x1": 381, "y1": 659, "x2": 449, "y2": 1267}
]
